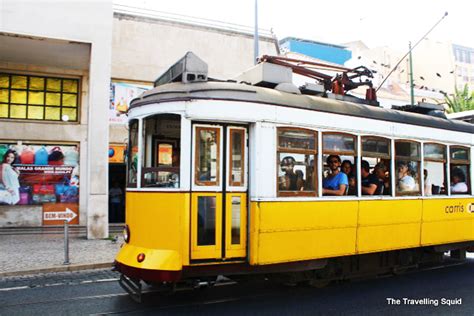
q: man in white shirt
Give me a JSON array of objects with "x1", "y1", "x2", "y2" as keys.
[{"x1": 451, "y1": 167, "x2": 468, "y2": 194}]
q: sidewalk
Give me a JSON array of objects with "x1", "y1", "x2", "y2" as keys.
[{"x1": 0, "y1": 229, "x2": 123, "y2": 277}]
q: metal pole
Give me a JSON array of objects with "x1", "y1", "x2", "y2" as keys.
[
  {"x1": 409, "y1": 41, "x2": 415, "y2": 106},
  {"x1": 63, "y1": 220, "x2": 70, "y2": 265},
  {"x1": 376, "y1": 12, "x2": 448, "y2": 92},
  {"x1": 254, "y1": 0, "x2": 259, "y2": 64}
]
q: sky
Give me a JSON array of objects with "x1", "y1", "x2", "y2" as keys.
[{"x1": 116, "y1": 0, "x2": 474, "y2": 51}]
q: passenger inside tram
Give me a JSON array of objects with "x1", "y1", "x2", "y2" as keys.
[
  {"x1": 341, "y1": 160, "x2": 356, "y2": 195},
  {"x1": 374, "y1": 162, "x2": 391, "y2": 195},
  {"x1": 360, "y1": 160, "x2": 381, "y2": 195},
  {"x1": 322, "y1": 155, "x2": 348, "y2": 196},
  {"x1": 424, "y1": 169, "x2": 432, "y2": 196},
  {"x1": 451, "y1": 167, "x2": 468, "y2": 194},
  {"x1": 304, "y1": 159, "x2": 315, "y2": 191},
  {"x1": 396, "y1": 162, "x2": 416, "y2": 192},
  {"x1": 279, "y1": 156, "x2": 304, "y2": 191}
]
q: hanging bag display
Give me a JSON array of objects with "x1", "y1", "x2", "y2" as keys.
[
  {"x1": 20, "y1": 146, "x2": 35, "y2": 164},
  {"x1": 64, "y1": 148, "x2": 79, "y2": 166},
  {"x1": 0, "y1": 145, "x2": 8, "y2": 162},
  {"x1": 33, "y1": 184, "x2": 55, "y2": 195},
  {"x1": 19, "y1": 186, "x2": 31, "y2": 205},
  {"x1": 59, "y1": 185, "x2": 79, "y2": 203},
  {"x1": 34, "y1": 146, "x2": 49, "y2": 165},
  {"x1": 48, "y1": 147, "x2": 64, "y2": 166},
  {"x1": 55, "y1": 177, "x2": 70, "y2": 196}
]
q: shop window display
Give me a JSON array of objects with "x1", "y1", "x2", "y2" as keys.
[{"x1": 0, "y1": 143, "x2": 79, "y2": 206}]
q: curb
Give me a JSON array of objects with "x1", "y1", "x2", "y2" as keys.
[{"x1": 0, "y1": 262, "x2": 114, "y2": 278}]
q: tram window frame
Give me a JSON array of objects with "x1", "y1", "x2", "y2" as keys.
[
  {"x1": 228, "y1": 128, "x2": 246, "y2": 187},
  {"x1": 195, "y1": 126, "x2": 221, "y2": 187},
  {"x1": 423, "y1": 143, "x2": 447, "y2": 196},
  {"x1": 276, "y1": 127, "x2": 317, "y2": 197},
  {"x1": 395, "y1": 140, "x2": 421, "y2": 196},
  {"x1": 361, "y1": 136, "x2": 391, "y2": 196},
  {"x1": 322, "y1": 132, "x2": 357, "y2": 196},
  {"x1": 127, "y1": 119, "x2": 139, "y2": 188},
  {"x1": 449, "y1": 146, "x2": 471, "y2": 195},
  {"x1": 141, "y1": 114, "x2": 181, "y2": 189}
]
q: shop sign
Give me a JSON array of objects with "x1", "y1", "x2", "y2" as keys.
[
  {"x1": 109, "y1": 82, "x2": 151, "y2": 124},
  {"x1": 42, "y1": 203, "x2": 79, "y2": 225}
]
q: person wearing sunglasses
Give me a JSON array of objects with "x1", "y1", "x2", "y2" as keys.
[{"x1": 323, "y1": 155, "x2": 348, "y2": 196}]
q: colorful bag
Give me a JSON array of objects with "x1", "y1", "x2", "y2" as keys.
[
  {"x1": 19, "y1": 192, "x2": 30, "y2": 205},
  {"x1": 33, "y1": 184, "x2": 55, "y2": 195},
  {"x1": 64, "y1": 148, "x2": 79, "y2": 166},
  {"x1": 0, "y1": 145, "x2": 8, "y2": 162},
  {"x1": 20, "y1": 147, "x2": 35, "y2": 164},
  {"x1": 34, "y1": 146, "x2": 48, "y2": 165},
  {"x1": 48, "y1": 147, "x2": 64, "y2": 165},
  {"x1": 19, "y1": 186, "x2": 31, "y2": 193},
  {"x1": 32, "y1": 194, "x2": 56, "y2": 204},
  {"x1": 59, "y1": 194, "x2": 79, "y2": 203}
]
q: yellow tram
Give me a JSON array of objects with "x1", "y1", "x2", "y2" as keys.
[{"x1": 115, "y1": 53, "x2": 474, "y2": 300}]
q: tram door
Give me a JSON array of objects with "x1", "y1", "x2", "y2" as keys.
[{"x1": 191, "y1": 124, "x2": 248, "y2": 260}]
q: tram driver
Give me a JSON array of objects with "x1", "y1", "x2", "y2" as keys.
[{"x1": 323, "y1": 155, "x2": 348, "y2": 196}]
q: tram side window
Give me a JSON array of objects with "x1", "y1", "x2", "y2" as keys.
[
  {"x1": 195, "y1": 127, "x2": 220, "y2": 186},
  {"x1": 127, "y1": 119, "x2": 139, "y2": 188},
  {"x1": 423, "y1": 143, "x2": 447, "y2": 195},
  {"x1": 395, "y1": 141, "x2": 421, "y2": 196},
  {"x1": 229, "y1": 128, "x2": 245, "y2": 187},
  {"x1": 141, "y1": 114, "x2": 181, "y2": 188},
  {"x1": 361, "y1": 137, "x2": 391, "y2": 195},
  {"x1": 322, "y1": 133, "x2": 356, "y2": 196},
  {"x1": 277, "y1": 128, "x2": 317, "y2": 197},
  {"x1": 449, "y1": 147, "x2": 470, "y2": 194}
]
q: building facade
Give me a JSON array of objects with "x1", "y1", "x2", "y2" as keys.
[
  {"x1": 453, "y1": 44, "x2": 474, "y2": 91},
  {"x1": 280, "y1": 37, "x2": 352, "y2": 65},
  {"x1": 0, "y1": 3, "x2": 278, "y2": 234},
  {"x1": 0, "y1": 0, "x2": 112, "y2": 238}
]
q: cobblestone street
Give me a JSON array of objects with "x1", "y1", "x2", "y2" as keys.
[
  {"x1": 0, "y1": 268, "x2": 118, "y2": 291},
  {"x1": 0, "y1": 234, "x2": 122, "y2": 275}
]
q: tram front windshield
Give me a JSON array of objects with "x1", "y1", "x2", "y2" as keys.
[{"x1": 141, "y1": 114, "x2": 181, "y2": 188}]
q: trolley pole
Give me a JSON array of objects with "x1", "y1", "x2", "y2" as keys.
[{"x1": 63, "y1": 220, "x2": 70, "y2": 265}]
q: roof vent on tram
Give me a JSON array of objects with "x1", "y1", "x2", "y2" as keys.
[
  {"x1": 154, "y1": 51, "x2": 208, "y2": 87},
  {"x1": 234, "y1": 62, "x2": 293, "y2": 88},
  {"x1": 392, "y1": 102, "x2": 447, "y2": 119}
]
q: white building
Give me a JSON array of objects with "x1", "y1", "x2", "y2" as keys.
[
  {"x1": 0, "y1": 2, "x2": 278, "y2": 237},
  {"x1": 0, "y1": 0, "x2": 112, "y2": 238}
]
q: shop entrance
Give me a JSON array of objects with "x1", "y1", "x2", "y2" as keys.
[{"x1": 109, "y1": 163, "x2": 126, "y2": 223}]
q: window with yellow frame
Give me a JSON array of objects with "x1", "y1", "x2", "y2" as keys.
[{"x1": 0, "y1": 73, "x2": 79, "y2": 122}]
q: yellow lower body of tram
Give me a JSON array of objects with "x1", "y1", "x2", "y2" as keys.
[{"x1": 115, "y1": 191, "x2": 474, "y2": 282}]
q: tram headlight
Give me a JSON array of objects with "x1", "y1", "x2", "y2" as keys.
[{"x1": 123, "y1": 224, "x2": 130, "y2": 243}]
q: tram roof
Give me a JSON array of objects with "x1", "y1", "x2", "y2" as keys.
[{"x1": 130, "y1": 81, "x2": 474, "y2": 134}]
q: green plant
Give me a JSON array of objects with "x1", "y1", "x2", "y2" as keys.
[{"x1": 445, "y1": 84, "x2": 474, "y2": 113}]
